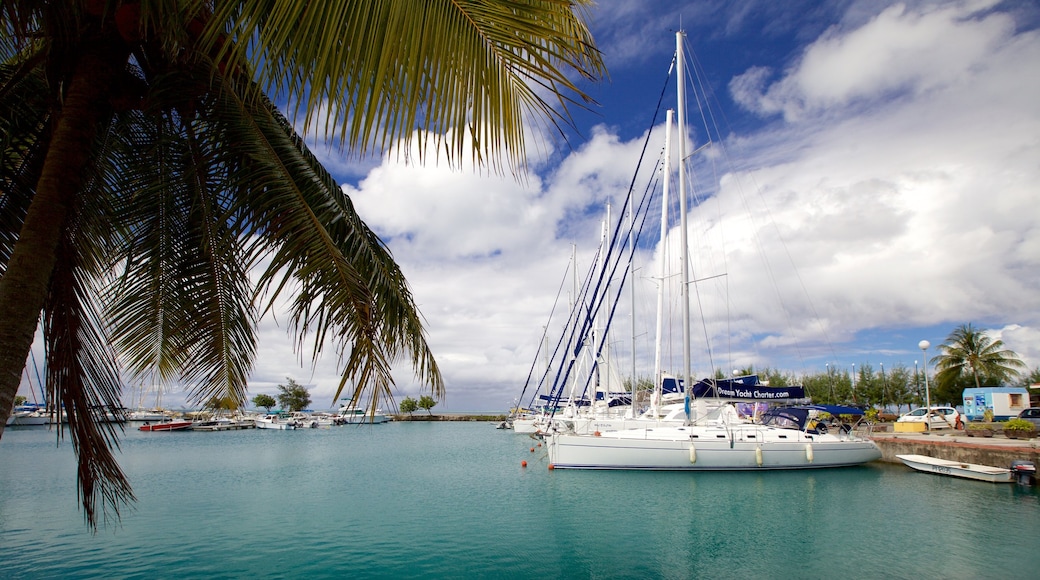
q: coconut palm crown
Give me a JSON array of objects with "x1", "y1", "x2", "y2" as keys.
[
  {"x1": 930, "y1": 323, "x2": 1026, "y2": 393},
  {"x1": 0, "y1": 0, "x2": 605, "y2": 528}
]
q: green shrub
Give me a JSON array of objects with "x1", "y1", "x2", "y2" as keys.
[{"x1": 1003, "y1": 418, "x2": 1036, "y2": 431}]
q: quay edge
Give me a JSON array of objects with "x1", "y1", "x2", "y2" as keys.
[{"x1": 871, "y1": 432, "x2": 1040, "y2": 468}]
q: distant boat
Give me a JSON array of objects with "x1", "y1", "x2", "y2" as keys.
[
  {"x1": 127, "y1": 409, "x2": 172, "y2": 422},
  {"x1": 896, "y1": 454, "x2": 1014, "y2": 484},
  {"x1": 254, "y1": 414, "x2": 299, "y2": 430},
  {"x1": 190, "y1": 417, "x2": 255, "y2": 431},
  {"x1": 336, "y1": 402, "x2": 391, "y2": 424},
  {"x1": 290, "y1": 412, "x2": 335, "y2": 428},
  {"x1": 6, "y1": 409, "x2": 51, "y2": 426},
  {"x1": 139, "y1": 419, "x2": 192, "y2": 432}
]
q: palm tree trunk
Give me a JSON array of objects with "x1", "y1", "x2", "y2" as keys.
[{"x1": 0, "y1": 43, "x2": 123, "y2": 439}]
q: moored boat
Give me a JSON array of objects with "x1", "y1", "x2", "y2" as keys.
[
  {"x1": 139, "y1": 419, "x2": 193, "y2": 432},
  {"x1": 190, "y1": 417, "x2": 256, "y2": 431},
  {"x1": 336, "y1": 403, "x2": 391, "y2": 424},
  {"x1": 254, "y1": 414, "x2": 299, "y2": 430},
  {"x1": 127, "y1": 408, "x2": 173, "y2": 422},
  {"x1": 546, "y1": 404, "x2": 882, "y2": 470},
  {"x1": 896, "y1": 454, "x2": 1014, "y2": 483}
]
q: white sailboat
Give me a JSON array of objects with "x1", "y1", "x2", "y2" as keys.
[{"x1": 546, "y1": 30, "x2": 881, "y2": 470}]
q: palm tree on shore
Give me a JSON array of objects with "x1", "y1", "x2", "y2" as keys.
[
  {"x1": 930, "y1": 323, "x2": 1026, "y2": 395},
  {"x1": 0, "y1": 0, "x2": 605, "y2": 527}
]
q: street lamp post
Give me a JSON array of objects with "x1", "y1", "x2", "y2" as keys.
[{"x1": 919, "y1": 340, "x2": 931, "y2": 432}]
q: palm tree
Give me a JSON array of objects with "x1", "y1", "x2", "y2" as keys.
[
  {"x1": 0, "y1": 0, "x2": 605, "y2": 527},
  {"x1": 930, "y1": 323, "x2": 1026, "y2": 395}
]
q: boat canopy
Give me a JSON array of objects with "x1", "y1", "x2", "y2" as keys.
[{"x1": 759, "y1": 405, "x2": 866, "y2": 431}]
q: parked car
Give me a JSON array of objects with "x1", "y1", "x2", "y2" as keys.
[
  {"x1": 896, "y1": 406, "x2": 962, "y2": 429},
  {"x1": 1017, "y1": 408, "x2": 1040, "y2": 428}
]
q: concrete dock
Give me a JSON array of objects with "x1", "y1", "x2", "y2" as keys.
[{"x1": 871, "y1": 430, "x2": 1039, "y2": 468}]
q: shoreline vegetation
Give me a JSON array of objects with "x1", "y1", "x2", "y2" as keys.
[{"x1": 393, "y1": 414, "x2": 507, "y2": 422}]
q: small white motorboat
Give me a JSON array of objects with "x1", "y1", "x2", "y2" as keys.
[
  {"x1": 254, "y1": 414, "x2": 298, "y2": 430},
  {"x1": 896, "y1": 454, "x2": 1014, "y2": 483}
]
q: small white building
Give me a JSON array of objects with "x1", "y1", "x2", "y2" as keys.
[{"x1": 962, "y1": 386, "x2": 1030, "y2": 421}]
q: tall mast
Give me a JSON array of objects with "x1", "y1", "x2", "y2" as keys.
[
  {"x1": 566, "y1": 243, "x2": 577, "y2": 406},
  {"x1": 628, "y1": 177, "x2": 639, "y2": 417},
  {"x1": 676, "y1": 30, "x2": 693, "y2": 423},
  {"x1": 598, "y1": 203, "x2": 611, "y2": 400},
  {"x1": 653, "y1": 109, "x2": 673, "y2": 418}
]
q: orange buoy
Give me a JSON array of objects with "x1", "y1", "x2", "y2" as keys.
[
  {"x1": 537, "y1": 443, "x2": 542, "y2": 447},
  {"x1": 530, "y1": 447, "x2": 535, "y2": 452},
  {"x1": 521, "y1": 460, "x2": 527, "y2": 467},
  {"x1": 593, "y1": 431, "x2": 601, "y2": 436},
  {"x1": 548, "y1": 464, "x2": 555, "y2": 470}
]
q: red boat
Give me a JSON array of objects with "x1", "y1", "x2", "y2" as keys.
[{"x1": 139, "y1": 420, "x2": 192, "y2": 432}]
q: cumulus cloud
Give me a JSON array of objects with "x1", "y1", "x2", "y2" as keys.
[{"x1": 731, "y1": 0, "x2": 1018, "y2": 121}]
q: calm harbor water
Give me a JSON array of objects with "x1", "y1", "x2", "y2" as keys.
[{"x1": 2, "y1": 421, "x2": 1039, "y2": 579}]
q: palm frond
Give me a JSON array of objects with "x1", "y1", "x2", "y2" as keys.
[
  {"x1": 105, "y1": 67, "x2": 257, "y2": 409},
  {"x1": 45, "y1": 153, "x2": 135, "y2": 529},
  {"x1": 205, "y1": 72, "x2": 443, "y2": 410},
  {"x1": 210, "y1": 0, "x2": 605, "y2": 172}
]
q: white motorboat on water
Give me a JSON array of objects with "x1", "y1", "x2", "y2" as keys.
[
  {"x1": 336, "y1": 404, "x2": 391, "y2": 424},
  {"x1": 290, "y1": 412, "x2": 335, "y2": 428},
  {"x1": 254, "y1": 414, "x2": 299, "y2": 430},
  {"x1": 896, "y1": 454, "x2": 1014, "y2": 483}
]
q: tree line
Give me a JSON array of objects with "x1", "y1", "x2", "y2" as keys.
[{"x1": 627, "y1": 323, "x2": 1035, "y2": 412}]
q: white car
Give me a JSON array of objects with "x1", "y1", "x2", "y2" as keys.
[{"x1": 897, "y1": 406, "x2": 962, "y2": 429}]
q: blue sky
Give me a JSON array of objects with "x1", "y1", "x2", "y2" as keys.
[{"x1": 19, "y1": 1, "x2": 1039, "y2": 412}]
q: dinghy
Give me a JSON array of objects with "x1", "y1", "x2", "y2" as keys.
[{"x1": 896, "y1": 454, "x2": 1013, "y2": 483}]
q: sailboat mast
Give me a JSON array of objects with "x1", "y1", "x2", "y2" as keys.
[
  {"x1": 676, "y1": 30, "x2": 693, "y2": 422},
  {"x1": 598, "y1": 204, "x2": 611, "y2": 401},
  {"x1": 628, "y1": 181, "x2": 637, "y2": 417},
  {"x1": 567, "y1": 243, "x2": 578, "y2": 405},
  {"x1": 653, "y1": 109, "x2": 673, "y2": 418}
]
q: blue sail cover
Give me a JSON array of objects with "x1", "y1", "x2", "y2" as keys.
[{"x1": 688, "y1": 375, "x2": 806, "y2": 400}]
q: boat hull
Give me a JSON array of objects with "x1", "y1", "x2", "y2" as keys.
[
  {"x1": 254, "y1": 416, "x2": 297, "y2": 430},
  {"x1": 139, "y1": 421, "x2": 192, "y2": 432},
  {"x1": 896, "y1": 454, "x2": 1014, "y2": 483},
  {"x1": 190, "y1": 419, "x2": 255, "y2": 431},
  {"x1": 547, "y1": 426, "x2": 882, "y2": 470},
  {"x1": 336, "y1": 409, "x2": 391, "y2": 424}
]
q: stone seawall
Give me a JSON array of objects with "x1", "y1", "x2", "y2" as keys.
[{"x1": 872, "y1": 432, "x2": 1040, "y2": 468}]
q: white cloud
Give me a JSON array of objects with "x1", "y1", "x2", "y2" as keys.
[{"x1": 732, "y1": 0, "x2": 1017, "y2": 121}]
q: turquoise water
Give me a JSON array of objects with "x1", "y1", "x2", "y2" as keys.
[{"x1": 2, "y1": 422, "x2": 1039, "y2": 579}]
